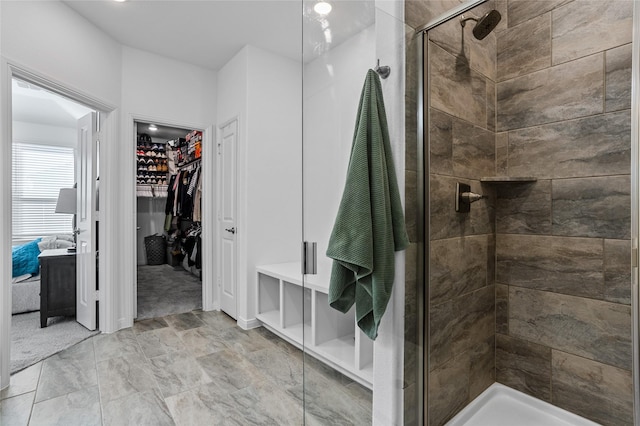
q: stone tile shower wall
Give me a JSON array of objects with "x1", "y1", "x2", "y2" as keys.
[
  {"x1": 404, "y1": 0, "x2": 634, "y2": 425},
  {"x1": 494, "y1": 1, "x2": 633, "y2": 425}
]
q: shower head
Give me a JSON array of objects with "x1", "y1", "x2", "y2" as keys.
[{"x1": 460, "y1": 10, "x2": 502, "y2": 40}]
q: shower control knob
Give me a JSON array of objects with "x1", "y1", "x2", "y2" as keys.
[{"x1": 461, "y1": 192, "x2": 485, "y2": 203}]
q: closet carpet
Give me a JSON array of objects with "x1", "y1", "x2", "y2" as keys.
[{"x1": 137, "y1": 264, "x2": 202, "y2": 320}]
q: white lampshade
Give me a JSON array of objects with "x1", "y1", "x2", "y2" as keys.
[{"x1": 55, "y1": 188, "x2": 76, "y2": 214}]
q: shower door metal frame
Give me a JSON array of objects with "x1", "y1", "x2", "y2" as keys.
[
  {"x1": 631, "y1": 1, "x2": 640, "y2": 424},
  {"x1": 414, "y1": 1, "x2": 487, "y2": 424}
]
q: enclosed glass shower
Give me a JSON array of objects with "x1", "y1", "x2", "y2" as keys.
[{"x1": 408, "y1": 0, "x2": 636, "y2": 424}]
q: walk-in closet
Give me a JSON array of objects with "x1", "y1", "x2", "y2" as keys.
[{"x1": 135, "y1": 121, "x2": 204, "y2": 319}]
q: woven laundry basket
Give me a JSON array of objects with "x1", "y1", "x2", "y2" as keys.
[{"x1": 144, "y1": 234, "x2": 166, "y2": 265}]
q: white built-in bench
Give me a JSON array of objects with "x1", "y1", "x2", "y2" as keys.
[{"x1": 256, "y1": 262, "x2": 373, "y2": 389}]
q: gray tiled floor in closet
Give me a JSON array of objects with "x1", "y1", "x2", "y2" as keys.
[{"x1": 1, "y1": 310, "x2": 372, "y2": 425}]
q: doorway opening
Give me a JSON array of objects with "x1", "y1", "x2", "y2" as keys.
[
  {"x1": 9, "y1": 77, "x2": 99, "y2": 374},
  {"x1": 134, "y1": 120, "x2": 205, "y2": 320}
]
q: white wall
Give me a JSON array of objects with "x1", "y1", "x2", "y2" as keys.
[
  {"x1": 217, "y1": 45, "x2": 302, "y2": 327},
  {"x1": 216, "y1": 46, "x2": 249, "y2": 323},
  {"x1": 244, "y1": 45, "x2": 302, "y2": 325},
  {"x1": 0, "y1": 0, "x2": 123, "y2": 387},
  {"x1": 216, "y1": 47, "x2": 248, "y2": 127},
  {"x1": 121, "y1": 46, "x2": 217, "y2": 126},
  {"x1": 0, "y1": 1, "x2": 122, "y2": 108},
  {"x1": 119, "y1": 46, "x2": 218, "y2": 328},
  {"x1": 12, "y1": 121, "x2": 77, "y2": 148},
  {"x1": 303, "y1": 25, "x2": 376, "y2": 280}
]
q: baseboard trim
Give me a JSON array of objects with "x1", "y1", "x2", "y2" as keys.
[
  {"x1": 117, "y1": 317, "x2": 132, "y2": 332},
  {"x1": 237, "y1": 316, "x2": 260, "y2": 330}
]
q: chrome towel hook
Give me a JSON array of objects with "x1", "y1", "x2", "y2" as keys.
[{"x1": 375, "y1": 59, "x2": 390, "y2": 79}]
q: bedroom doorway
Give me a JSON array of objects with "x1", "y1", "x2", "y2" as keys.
[
  {"x1": 8, "y1": 77, "x2": 99, "y2": 374},
  {"x1": 134, "y1": 120, "x2": 206, "y2": 321}
]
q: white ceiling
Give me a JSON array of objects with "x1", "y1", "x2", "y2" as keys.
[
  {"x1": 136, "y1": 121, "x2": 191, "y2": 141},
  {"x1": 12, "y1": 79, "x2": 94, "y2": 128},
  {"x1": 63, "y1": 0, "x2": 375, "y2": 70}
]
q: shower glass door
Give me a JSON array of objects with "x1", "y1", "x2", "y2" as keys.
[{"x1": 301, "y1": 1, "x2": 376, "y2": 423}]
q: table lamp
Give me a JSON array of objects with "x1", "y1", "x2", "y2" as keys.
[{"x1": 55, "y1": 188, "x2": 76, "y2": 251}]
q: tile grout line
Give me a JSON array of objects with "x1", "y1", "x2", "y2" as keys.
[
  {"x1": 92, "y1": 336, "x2": 105, "y2": 426},
  {"x1": 26, "y1": 362, "x2": 44, "y2": 426}
]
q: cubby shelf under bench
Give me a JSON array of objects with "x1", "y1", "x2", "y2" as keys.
[{"x1": 256, "y1": 262, "x2": 374, "y2": 390}]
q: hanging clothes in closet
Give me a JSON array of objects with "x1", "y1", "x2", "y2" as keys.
[
  {"x1": 164, "y1": 162, "x2": 203, "y2": 275},
  {"x1": 183, "y1": 223, "x2": 202, "y2": 269},
  {"x1": 165, "y1": 163, "x2": 202, "y2": 226}
]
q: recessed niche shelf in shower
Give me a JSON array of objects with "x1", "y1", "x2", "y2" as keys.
[{"x1": 480, "y1": 176, "x2": 537, "y2": 183}]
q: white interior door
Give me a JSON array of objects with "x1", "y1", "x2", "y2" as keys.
[
  {"x1": 76, "y1": 112, "x2": 97, "y2": 330},
  {"x1": 219, "y1": 120, "x2": 237, "y2": 319}
]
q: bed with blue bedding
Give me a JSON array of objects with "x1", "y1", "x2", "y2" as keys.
[{"x1": 11, "y1": 235, "x2": 74, "y2": 314}]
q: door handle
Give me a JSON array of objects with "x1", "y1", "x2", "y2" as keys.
[
  {"x1": 225, "y1": 227, "x2": 236, "y2": 234},
  {"x1": 73, "y1": 228, "x2": 81, "y2": 235}
]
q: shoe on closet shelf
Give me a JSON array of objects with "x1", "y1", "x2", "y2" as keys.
[{"x1": 151, "y1": 144, "x2": 159, "y2": 151}]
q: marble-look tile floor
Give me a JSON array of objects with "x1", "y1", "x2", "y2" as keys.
[{"x1": 1, "y1": 310, "x2": 372, "y2": 425}]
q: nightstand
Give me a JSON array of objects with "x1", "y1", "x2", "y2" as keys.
[{"x1": 38, "y1": 249, "x2": 76, "y2": 328}]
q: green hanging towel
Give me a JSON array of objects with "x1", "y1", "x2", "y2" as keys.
[{"x1": 326, "y1": 69, "x2": 410, "y2": 341}]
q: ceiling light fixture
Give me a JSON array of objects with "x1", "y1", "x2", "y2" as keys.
[
  {"x1": 113, "y1": 0, "x2": 127, "y2": 3},
  {"x1": 148, "y1": 124, "x2": 158, "y2": 132},
  {"x1": 314, "y1": 1, "x2": 332, "y2": 15}
]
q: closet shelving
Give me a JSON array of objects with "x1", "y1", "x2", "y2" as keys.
[
  {"x1": 256, "y1": 262, "x2": 374, "y2": 390},
  {"x1": 136, "y1": 138, "x2": 169, "y2": 197},
  {"x1": 174, "y1": 130, "x2": 202, "y2": 167}
]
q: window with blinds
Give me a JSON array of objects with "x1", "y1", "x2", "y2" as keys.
[{"x1": 12, "y1": 143, "x2": 75, "y2": 241}]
